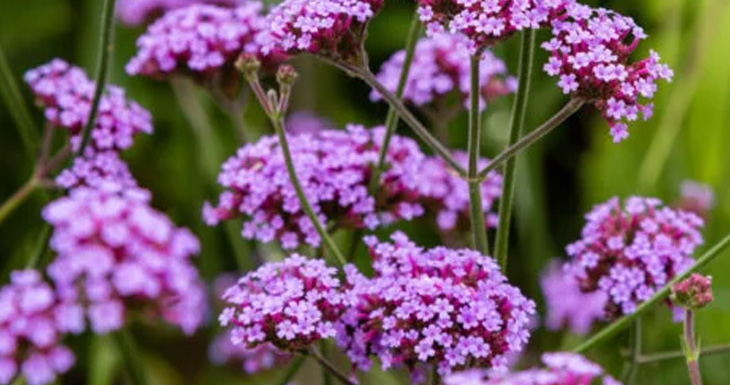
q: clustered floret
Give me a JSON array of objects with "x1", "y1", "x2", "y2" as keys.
[
  {"x1": 203, "y1": 125, "x2": 425, "y2": 249},
  {"x1": 262, "y1": 0, "x2": 385, "y2": 63},
  {"x1": 540, "y1": 260, "x2": 606, "y2": 335},
  {"x1": 415, "y1": 0, "x2": 575, "y2": 52},
  {"x1": 672, "y1": 273, "x2": 713, "y2": 311},
  {"x1": 372, "y1": 33, "x2": 516, "y2": 110},
  {"x1": 55, "y1": 150, "x2": 140, "y2": 193},
  {"x1": 286, "y1": 110, "x2": 334, "y2": 134},
  {"x1": 218, "y1": 256, "x2": 347, "y2": 351},
  {"x1": 0, "y1": 270, "x2": 81, "y2": 385},
  {"x1": 126, "y1": 3, "x2": 277, "y2": 80},
  {"x1": 542, "y1": 5, "x2": 673, "y2": 142},
  {"x1": 337, "y1": 233, "x2": 535, "y2": 377},
  {"x1": 678, "y1": 180, "x2": 714, "y2": 219},
  {"x1": 414, "y1": 152, "x2": 502, "y2": 232},
  {"x1": 24, "y1": 59, "x2": 153, "y2": 152},
  {"x1": 43, "y1": 187, "x2": 206, "y2": 335},
  {"x1": 444, "y1": 352, "x2": 623, "y2": 385},
  {"x1": 116, "y1": 0, "x2": 240, "y2": 26},
  {"x1": 564, "y1": 197, "x2": 704, "y2": 319}
]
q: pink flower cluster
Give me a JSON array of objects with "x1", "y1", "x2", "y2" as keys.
[
  {"x1": 262, "y1": 0, "x2": 385, "y2": 62},
  {"x1": 126, "y1": 3, "x2": 275, "y2": 80},
  {"x1": 116, "y1": 0, "x2": 240, "y2": 26},
  {"x1": 540, "y1": 260, "x2": 606, "y2": 335},
  {"x1": 0, "y1": 270, "x2": 81, "y2": 385},
  {"x1": 337, "y1": 233, "x2": 535, "y2": 377},
  {"x1": 209, "y1": 332, "x2": 292, "y2": 374},
  {"x1": 286, "y1": 110, "x2": 334, "y2": 134},
  {"x1": 415, "y1": 152, "x2": 502, "y2": 232},
  {"x1": 444, "y1": 352, "x2": 622, "y2": 385},
  {"x1": 416, "y1": 0, "x2": 575, "y2": 52},
  {"x1": 565, "y1": 197, "x2": 704, "y2": 319},
  {"x1": 55, "y1": 150, "x2": 140, "y2": 193},
  {"x1": 672, "y1": 273, "x2": 713, "y2": 310},
  {"x1": 203, "y1": 125, "x2": 425, "y2": 249},
  {"x1": 43, "y1": 187, "x2": 206, "y2": 335},
  {"x1": 372, "y1": 33, "x2": 517, "y2": 110},
  {"x1": 542, "y1": 5, "x2": 673, "y2": 143},
  {"x1": 218, "y1": 256, "x2": 347, "y2": 351},
  {"x1": 25, "y1": 59, "x2": 153, "y2": 152}
]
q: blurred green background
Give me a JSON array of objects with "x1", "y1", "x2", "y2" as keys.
[{"x1": 1, "y1": 0, "x2": 730, "y2": 384}]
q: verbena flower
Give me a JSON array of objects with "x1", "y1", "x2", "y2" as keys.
[
  {"x1": 261, "y1": 0, "x2": 385, "y2": 64},
  {"x1": 372, "y1": 33, "x2": 516, "y2": 111},
  {"x1": 415, "y1": 152, "x2": 502, "y2": 232},
  {"x1": 203, "y1": 125, "x2": 424, "y2": 250},
  {"x1": 672, "y1": 273, "x2": 713, "y2": 311},
  {"x1": 218, "y1": 256, "x2": 347, "y2": 351},
  {"x1": 540, "y1": 260, "x2": 606, "y2": 335},
  {"x1": 126, "y1": 3, "x2": 280, "y2": 82},
  {"x1": 25, "y1": 59, "x2": 153, "y2": 152},
  {"x1": 678, "y1": 180, "x2": 714, "y2": 219},
  {"x1": 43, "y1": 186, "x2": 205, "y2": 335},
  {"x1": 286, "y1": 110, "x2": 334, "y2": 134},
  {"x1": 209, "y1": 331, "x2": 292, "y2": 373},
  {"x1": 444, "y1": 352, "x2": 623, "y2": 385},
  {"x1": 565, "y1": 197, "x2": 704, "y2": 319},
  {"x1": 0, "y1": 270, "x2": 81, "y2": 385},
  {"x1": 542, "y1": 5, "x2": 673, "y2": 143},
  {"x1": 337, "y1": 232, "x2": 535, "y2": 377},
  {"x1": 56, "y1": 150, "x2": 140, "y2": 192},
  {"x1": 415, "y1": 0, "x2": 575, "y2": 52},
  {"x1": 116, "y1": 0, "x2": 240, "y2": 26}
]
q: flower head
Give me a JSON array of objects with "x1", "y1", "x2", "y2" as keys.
[
  {"x1": 542, "y1": 5, "x2": 673, "y2": 142},
  {"x1": 540, "y1": 260, "x2": 606, "y2": 335},
  {"x1": 218, "y1": 256, "x2": 346, "y2": 351},
  {"x1": 678, "y1": 181, "x2": 714, "y2": 219},
  {"x1": 56, "y1": 150, "x2": 140, "y2": 193},
  {"x1": 416, "y1": 0, "x2": 575, "y2": 52},
  {"x1": 25, "y1": 59, "x2": 153, "y2": 152},
  {"x1": 286, "y1": 110, "x2": 334, "y2": 134},
  {"x1": 565, "y1": 197, "x2": 704, "y2": 319},
  {"x1": 43, "y1": 186, "x2": 205, "y2": 335},
  {"x1": 116, "y1": 0, "x2": 241, "y2": 26},
  {"x1": 203, "y1": 124, "x2": 424, "y2": 249},
  {"x1": 337, "y1": 233, "x2": 535, "y2": 377},
  {"x1": 372, "y1": 33, "x2": 516, "y2": 111},
  {"x1": 0, "y1": 270, "x2": 81, "y2": 385},
  {"x1": 672, "y1": 273, "x2": 713, "y2": 310}
]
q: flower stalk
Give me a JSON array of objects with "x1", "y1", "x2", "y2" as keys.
[
  {"x1": 467, "y1": 54, "x2": 489, "y2": 255},
  {"x1": 0, "y1": 43, "x2": 39, "y2": 159},
  {"x1": 683, "y1": 309, "x2": 703, "y2": 385},
  {"x1": 114, "y1": 329, "x2": 148, "y2": 385},
  {"x1": 308, "y1": 347, "x2": 357, "y2": 385},
  {"x1": 276, "y1": 356, "x2": 306, "y2": 385}
]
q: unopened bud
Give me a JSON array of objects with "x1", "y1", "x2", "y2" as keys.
[
  {"x1": 236, "y1": 53, "x2": 261, "y2": 77},
  {"x1": 672, "y1": 273, "x2": 713, "y2": 310},
  {"x1": 276, "y1": 65, "x2": 298, "y2": 87}
]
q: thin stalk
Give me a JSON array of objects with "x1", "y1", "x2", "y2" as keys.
[
  {"x1": 308, "y1": 348, "x2": 356, "y2": 385},
  {"x1": 276, "y1": 356, "x2": 306, "y2": 385},
  {"x1": 321, "y1": 342, "x2": 333, "y2": 385},
  {"x1": 271, "y1": 115, "x2": 346, "y2": 265},
  {"x1": 113, "y1": 329, "x2": 148, "y2": 385},
  {"x1": 368, "y1": 15, "x2": 420, "y2": 195},
  {"x1": 26, "y1": 225, "x2": 52, "y2": 269},
  {"x1": 638, "y1": 343, "x2": 730, "y2": 364},
  {"x1": 573, "y1": 232, "x2": 730, "y2": 353},
  {"x1": 0, "y1": 177, "x2": 39, "y2": 227},
  {"x1": 684, "y1": 310, "x2": 703, "y2": 385},
  {"x1": 477, "y1": 98, "x2": 584, "y2": 181},
  {"x1": 621, "y1": 319, "x2": 642, "y2": 384},
  {"x1": 76, "y1": 0, "x2": 118, "y2": 155},
  {"x1": 467, "y1": 55, "x2": 488, "y2": 255},
  {"x1": 494, "y1": 29, "x2": 535, "y2": 267},
  {"x1": 0, "y1": 44, "x2": 39, "y2": 158}
]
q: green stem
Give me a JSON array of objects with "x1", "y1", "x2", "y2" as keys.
[
  {"x1": 0, "y1": 44, "x2": 39, "y2": 158},
  {"x1": 368, "y1": 15, "x2": 420, "y2": 195},
  {"x1": 26, "y1": 225, "x2": 52, "y2": 269},
  {"x1": 321, "y1": 342, "x2": 333, "y2": 385},
  {"x1": 113, "y1": 329, "x2": 148, "y2": 385},
  {"x1": 638, "y1": 343, "x2": 730, "y2": 364},
  {"x1": 271, "y1": 115, "x2": 346, "y2": 265},
  {"x1": 477, "y1": 98, "x2": 584, "y2": 181},
  {"x1": 573, "y1": 232, "x2": 730, "y2": 353},
  {"x1": 467, "y1": 55, "x2": 488, "y2": 255},
  {"x1": 684, "y1": 310, "x2": 703, "y2": 385},
  {"x1": 0, "y1": 177, "x2": 39, "y2": 227},
  {"x1": 276, "y1": 356, "x2": 306, "y2": 385},
  {"x1": 77, "y1": 0, "x2": 118, "y2": 155},
  {"x1": 308, "y1": 348, "x2": 356, "y2": 385},
  {"x1": 493, "y1": 29, "x2": 535, "y2": 267},
  {"x1": 622, "y1": 319, "x2": 642, "y2": 384}
]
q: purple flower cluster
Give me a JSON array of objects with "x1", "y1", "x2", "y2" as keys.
[
  {"x1": 25, "y1": 59, "x2": 153, "y2": 153},
  {"x1": 218, "y1": 256, "x2": 346, "y2": 351},
  {"x1": 415, "y1": 152, "x2": 502, "y2": 232},
  {"x1": 43, "y1": 186, "x2": 205, "y2": 335},
  {"x1": 209, "y1": 332, "x2": 292, "y2": 373},
  {"x1": 286, "y1": 110, "x2": 334, "y2": 134},
  {"x1": 416, "y1": 0, "x2": 574, "y2": 52},
  {"x1": 372, "y1": 33, "x2": 517, "y2": 110},
  {"x1": 116, "y1": 0, "x2": 240, "y2": 26},
  {"x1": 126, "y1": 3, "x2": 276, "y2": 80},
  {"x1": 55, "y1": 150, "x2": 140, "y2": 193},
  {"x1": 565, "y1": 197, "x2": 704, "y2": 319},
  {"x1": 678, "y1": 180, "x2": 714, "y2": 219},
  {"x1": 0, "y1": 270, "x2": 80, "y2": 385},
  {"x1": 203, "y1": 125, "x2": 424, "y2": 249},
  {"x1": 540, "y1": 260, "x2": 606, "y2": 335},
  {"x1": 262, "y1": 0, "x2": 385, "y2": 62},
  {"x1": 444, "y1": 352, "x2": 622, "y2": 385},
  {"x1": 337, "y1": 233, "x2": 535, "y2": 377},
  {"x1": 542, "y1": 5, "x2": 673, "y2": 143}
]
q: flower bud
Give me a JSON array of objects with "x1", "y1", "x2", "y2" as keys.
[
  {"x1": 276, "y1": 65, "x2": 298, "y2": 87},
  {"x1": 236, "y1": 53, "x2": 261, "y2": 77},
  {"x1": 672, "y1": 273, "x2": 713, "y2": 310}
]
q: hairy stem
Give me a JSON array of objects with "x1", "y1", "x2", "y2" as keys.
[
  {"x1": 684, "y1": 310, "x2": 703, "y2": 385},
  {"x1": 309, "y1": 347, "x2": 356, "y2": 385},
  {"x1": 477, "y1": 98, "x2": 584, "y2": 181},
  {"x1": 494, "y1": 29, "x2": 535, "y2": 267},
  {"x1": 77, "y1": 0, "x2": 118, "y2": 155},
  {"x1": 467, "y1": 55, "x2": 489, "y2": 255},
  {"x1": 113, "y1": 329, "x2": 148, "y2": 385},
  {"x1": 276, "y1": 356, "x2": 306, "y2": 385},
  {"x1": 573, "y1": 232, "x2": 730, "y2": 353},
  {"x1": 0, "y1": 43, "x2": 39, "y2": 158}
]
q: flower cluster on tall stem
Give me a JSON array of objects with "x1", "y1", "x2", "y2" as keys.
[
  {"x1": 672, "y1": 274, "x2": 713, "y2": 385},
  {"x1": 116, "y1": 0, "x2": 241, "y2": 26}
]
